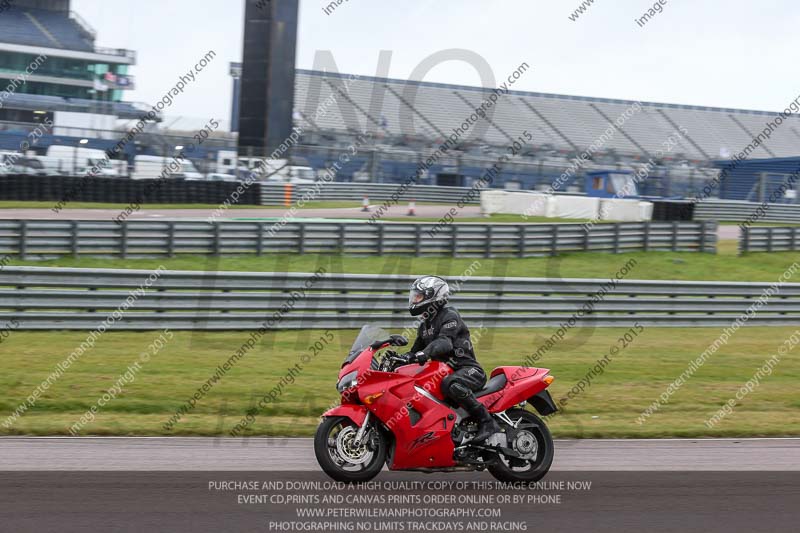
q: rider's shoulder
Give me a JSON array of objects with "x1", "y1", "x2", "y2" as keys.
[{"x1": 437, "y1": 306, "x2": 461, "y2": 323}]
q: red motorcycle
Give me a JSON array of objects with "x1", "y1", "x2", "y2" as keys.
[{"x1": 315, "y1": 325, "x2": 557, "y2": 483}]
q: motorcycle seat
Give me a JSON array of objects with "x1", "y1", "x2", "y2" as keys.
[{"x1": 475, "y1": 373, "x2": 507, "y2": 398}]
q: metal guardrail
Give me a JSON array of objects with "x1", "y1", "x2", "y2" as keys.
[
  {"x1": 740, "y1": 226, "x2": 800, "y2": 253},
  {"x1": 1, "y1": 267, "x2": 797, "y2": 330},
  {"x1": 260, "y1": 182, "x2": 481, "y2": 206},
  {"x1": 0, "y1": 220, "x2": 717, "y2": 258},
  {"x1": 695, "y1": 200, "x2": 800, "y2": 223}
]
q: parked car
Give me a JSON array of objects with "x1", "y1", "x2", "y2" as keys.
[{"x1": 0, "y1": 153, "x2": 48, "y2": 176}]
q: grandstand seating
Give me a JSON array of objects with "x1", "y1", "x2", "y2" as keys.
[
  {"x1": 0, "y1": 92, "x2": 151, "y2": 120},
  {"x1": 29, "y1": 8, "x2": 94, "y2": 51},
  {"x1": 294, "y1": 70, "x2": 800, "y2": 161},
  {"x1": 0, "y1": 8, "x2": 44, "y2": 49},
  {"x1": 0, "y1": 6, "x2": 93, "y2": 51}
]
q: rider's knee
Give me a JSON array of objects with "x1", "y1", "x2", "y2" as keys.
[{"x1": 447, "y1": 380, "x2": 471, "y2": 401}]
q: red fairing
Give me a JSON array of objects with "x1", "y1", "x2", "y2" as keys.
[
  {"x1": 326, "y1": 343, "x2": 553, "y2": 471},
  {"x1": 394, "y1": 361, "x2": 450, "y2": 401},
  {"x1": 493, "y1": 366, "x2": 550, "y2": 382},
  {"x1": 481, "y1": 366, "x2": 551, "y2": 413},
  {"x1": 366, "y1": 361, "x2": 456, "y2": 469},
  {"x1": 322, "y1": 404, "x2": 368, "y2": 426}
]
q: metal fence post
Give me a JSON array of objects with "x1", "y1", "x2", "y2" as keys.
[
  {"x1": 256, "y1": 223, "x2": 265, "y2": 256},
  {"x1": 167, "y1": 222, "x2": 176, "y2": 258},
  {"x1": 119, "y1": 222, "x2": 126, "y2": 259},
  {"x1": 767, "y1": 226, "x2": 774, "y2": 253},
  {"x1": 338, "y1": 223, "x2": 346, "y2": 253},
  {"x1": 485, "y1": 225, "x2": 492, "y2": 258},
  {"x1": 699, "y1": 221, "x2": 708, "y2": 253},
  {"x1": 377, "y1": 224, "x2": 385, "y2": 255},
  {"x1": 672, "y1": 221, "x2": 679, "y2": 252},
  {"x1": 792, "y1": 226, "x2": 798, "y2": 252},
  {"x1": 72, "y1": 220, "x2": 80, "y2": 258},
  {"x1": 451, "y1": 225, "x2": 458, "y2": 256},
  {"x1": 613, "y1": 224, "x2": 621, "y2": 254},
  {"x1": 19, "y1": 220, "x2": 27, "y2": 260},
  {"x1": 414, "y1": 225, "x2": 422, "y2": 257},
  {"x1": 213, "y1": 222, "x2": 222, "y2": 256},
  {"x1": 741, "y1": 226, "x2": 749, "y2": 254},
  {"x1": 550, "y1": 225, "x2": 558, "y2": 257},
  {"x1": 298, "y1": 223, "x2": 306, "y2": 254},
  {"x1": 583, "y1": 225, "x2": 590, "y2": 251},
  {"x1": 518, "y1": 225, "x2": 526, "y2": 258},
  {"x1": 643, "y1": 221, "x2": 650, "y2": 252}
]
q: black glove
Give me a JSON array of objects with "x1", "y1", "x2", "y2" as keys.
[{"x1": 415, "y1": 351, "x2": 429, "y2": 365}]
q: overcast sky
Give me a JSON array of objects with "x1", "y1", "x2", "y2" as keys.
[{"x1": 72, "y1": 0, "x2": 800, "y2": 131}]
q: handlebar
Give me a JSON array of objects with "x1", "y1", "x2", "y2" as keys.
[{"x1": 378, "y1": 350, "x2": 415, "y2": 372}]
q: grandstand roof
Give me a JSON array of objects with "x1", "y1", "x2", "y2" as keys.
[
  {"x1": 293, "y1": 69, "x2": 800, "y2": 161},
  {"x1": 0, "y1": 6, "x2": 93, "y2": 52}
]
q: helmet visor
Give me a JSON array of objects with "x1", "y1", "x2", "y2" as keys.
[{"x1": 409, "y1": 288, "x2": 426, "y2": 307}]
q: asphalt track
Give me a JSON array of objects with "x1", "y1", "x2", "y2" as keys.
[
  {"x1": 1, "y1": 437, "x2": 798, "y2": 532},
  {"x1": 1, "y1": 436, "x2": 797, "y2": 471}
]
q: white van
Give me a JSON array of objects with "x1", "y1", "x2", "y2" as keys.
[
  {"x1": 217, "y1": 150, "x2": 316, "y2": 183},
  {"x1": 131, "y1": 155, "x2": 203, "y2": 180},
  {"x1": 216, "y1": 150, "x2": 240, "y2": 174},
  {"x1": 257, "y1": 159, "x2": 316, "y2": 184},
  {"x1": 45, "y1": 146, "x2": 125, "y2": 177}
]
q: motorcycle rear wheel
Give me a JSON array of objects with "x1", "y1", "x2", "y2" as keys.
[
  {"x1": 314, "y1": 416, "x2": 387, "y2": 483},
  {"x1": 488, "y1": 408, "x2": 554, "y2": 483}
]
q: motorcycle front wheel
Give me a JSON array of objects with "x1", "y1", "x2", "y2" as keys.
[{"x1": 314, "y1": 416, "x2": 387, "y2": 483}]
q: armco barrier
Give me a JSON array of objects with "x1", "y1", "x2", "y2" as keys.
[
  {"x1": 694, "y1": 199, "x2": 800, "y2": 224},
  {"x1": 740, "y1": 226, "x2": 800, "y2": 253},
  {"x1": 0, "y1": 267, "x2": 797, "y2": 330},
  {"x1": 0, "y1": 220, "x2": 717, "y2": 258}
]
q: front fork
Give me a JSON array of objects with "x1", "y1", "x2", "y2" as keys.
[{"x1": 352, "y1": 411, "x2": 371, "y2": 447}]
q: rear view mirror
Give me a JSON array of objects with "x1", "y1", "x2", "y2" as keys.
[
  {"x1": 389, "y1": 335, "x2": 408, "y2": 347},
  {"x1": 369, "y1": 335, "x2": 408, "y2": 350}
]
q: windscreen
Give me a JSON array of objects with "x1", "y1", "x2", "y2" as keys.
[
  {"x1": 344, "y1": 324, "x2": 391, "y2": 363},
  {"x1": 610, "y1": 173, "x2": 638, "y2": 197}
]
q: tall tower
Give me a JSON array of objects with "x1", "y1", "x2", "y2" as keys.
[{"x1": 237, "y1": 0, "x2": 299, "y2": 157}]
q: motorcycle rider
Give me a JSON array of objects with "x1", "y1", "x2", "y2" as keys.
[{"x1": 399, "y1": 275, "x2": 501, "y2": 444}]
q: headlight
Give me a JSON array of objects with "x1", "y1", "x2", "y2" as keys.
[{"x1": 336, "y1": 370, "x2": 359, "y2": 393}]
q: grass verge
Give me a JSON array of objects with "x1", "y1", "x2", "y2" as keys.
[{"x1": 0, "y1": 328, "x2": 797, "y2": 438}]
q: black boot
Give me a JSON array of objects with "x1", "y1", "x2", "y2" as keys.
[{"x1": 467, "y1": 402, "x2": 501, "y2": 444}]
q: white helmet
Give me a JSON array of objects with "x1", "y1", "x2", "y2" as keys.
[{"x1": 408, "y1": 276, "x2": 450, "y2": 317}]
